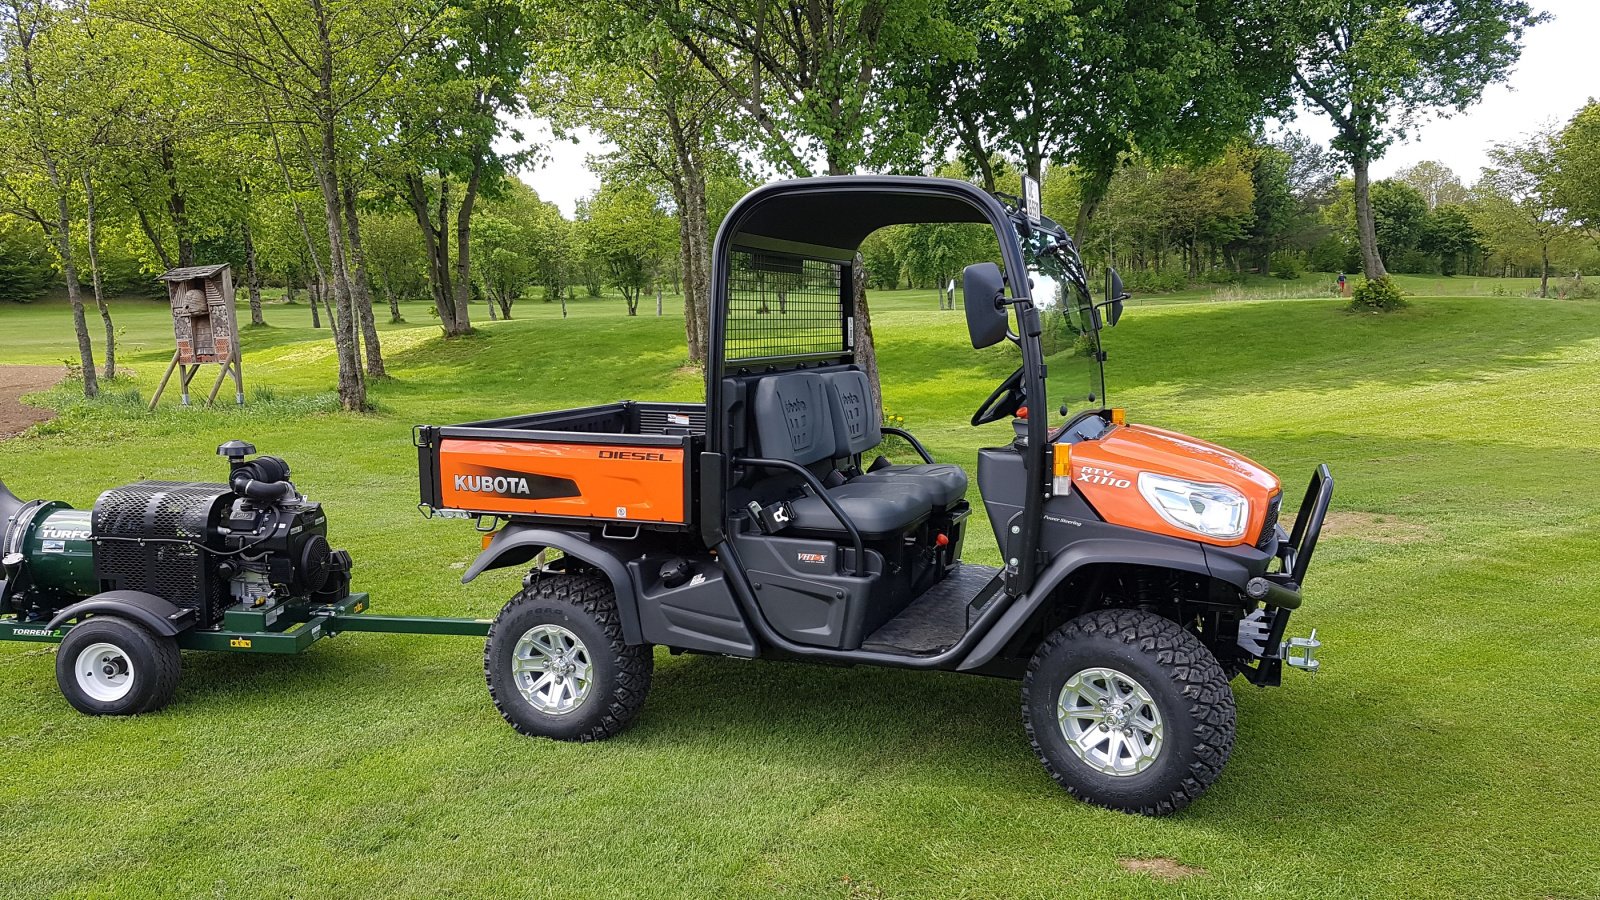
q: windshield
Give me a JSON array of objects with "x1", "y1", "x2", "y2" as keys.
[{"x1": 1012, "y1": 214, "x2": 1107, "y2": 412}]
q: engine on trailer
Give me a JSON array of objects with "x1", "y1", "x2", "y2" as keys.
[{"x1": 0, "y1": 440, "x2": 351, "y2": 626}]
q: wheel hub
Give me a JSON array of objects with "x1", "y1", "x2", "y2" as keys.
[
  {"x1": 511, "y1": 624, "x2": 593, "y2": 715},
  {"x1": 1057, "y1": 666, "x2": 1165, "y2": 777},
  {"x1": 75, "y1": 642, "x2": 135, "y2": 703}
]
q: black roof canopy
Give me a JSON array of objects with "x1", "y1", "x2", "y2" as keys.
[{"x1": 720, "y1": 175, "x2": 1014, "y2": 263}]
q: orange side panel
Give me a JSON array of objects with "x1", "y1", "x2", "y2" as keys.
[{"x1": 437, "y1": 439, "x2": 686, "y2": 523}]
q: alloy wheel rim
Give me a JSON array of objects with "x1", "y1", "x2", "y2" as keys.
[
  {"x1": 1057, "y1": 666, "x2": 1164, "y2": 777},
  {"x1": 75, "y1": 642, "x2": 135, "y2": 703},
  {"x1": 512, "y1": 624, "x2": 593, "y2": 715}
]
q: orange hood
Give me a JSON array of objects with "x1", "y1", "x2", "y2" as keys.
[{"x1": 1067, "y1": 423, "x2": 1281, "y2": 547}]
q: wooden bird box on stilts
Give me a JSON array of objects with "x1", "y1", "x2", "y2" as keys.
[{"x1": 149, "y1": 264, "x2": 245, "y2": 410}]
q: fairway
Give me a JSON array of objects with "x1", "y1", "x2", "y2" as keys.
[{"x1": 2, "y1": 285, "x2": 1598, "y2": 898}]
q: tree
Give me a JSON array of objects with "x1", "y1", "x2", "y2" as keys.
[
  {"x1": 577, "y1": 180, "x2": 672, "y2": 316},
  {"x1": 124, "y1": 0, "x2": 442, "y2": 410},
  {"x1": 899, "y1": 0, "x2": 1295, "y2": 242},
  {"x1": 1473, "y1": 125, "x2": 1571, "y2": 296},
  {"x1": 471, "y1": 213, "x2": 532, "y2": 319},
  {"x1": 1396, "y1": 159, "x2": 1468, "y2": 209},
  {"x1": 384, "y1": 0, "x2": 534, "y2": 337},
  {"x1": 0, "y1": 215, "x2": 52, "y2": 301},
  {"x1": 0, "y1": 0, "x2": 101, "y2": 396},
  {"x1": 544, "y1": 7, "x2": 736, "y2": 364},
  {"x1": 1420, "y1": 203, "x2": 1479, "y2": 275},
  {"x1": 1284, "y1": 0, "x2": 1546, "y2": 280},
  {"x1": 648, "y1": 0, "x2": 962, "y2": 408},
  {"x1": 1554, "y1": 100, "x2": 1600, "y2": 252}
]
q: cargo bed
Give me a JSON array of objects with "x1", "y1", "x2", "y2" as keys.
[{"x1": 416, "y1": 402, "x2": 705, "y2": 527}]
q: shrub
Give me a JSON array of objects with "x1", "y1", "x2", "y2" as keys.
[
  {"x1": 1348, "y1": 276, "x2": 1406, "y2": 312},
  {"x1": 1199, "y1": 268, "x2": 1240, "y2": 285},
  {"x1": 1270, "y1": 252, "x2": 1303, "y2": 280},
  {"x1": 1120, "y1": 270, "x2": 1185, "y2": 294}
]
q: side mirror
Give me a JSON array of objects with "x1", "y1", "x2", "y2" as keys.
[
  {"x1": 1104, "y1": 267, "x2": 1127, "y2": 327},
  {"x1": 962, "y1": 262, "x2": 1008, "y2": 349}
]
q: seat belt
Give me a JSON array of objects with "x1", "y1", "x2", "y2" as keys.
[{"x1": 746, "y1": 500, "x2": 795, "y2": 534}]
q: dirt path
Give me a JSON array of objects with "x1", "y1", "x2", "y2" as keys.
[{"x1": 0, "y1": 365, "x2": 65, "y2": 439}]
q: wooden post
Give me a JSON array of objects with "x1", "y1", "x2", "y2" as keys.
[{"x1": 147, "y1": 350, "x2": 182, "y2": 411}]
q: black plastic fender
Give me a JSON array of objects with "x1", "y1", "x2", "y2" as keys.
[
  {"x1": 956, "y1": 536, "x2": 1215, "y2": 671},
  {"x1": 45, "y1": 590, "x2": 196, "y2": 636},
  {"x1": 462, "y1": 525, "x2": 644, "y2": 644}
]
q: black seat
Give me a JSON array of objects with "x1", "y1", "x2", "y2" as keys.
[
  {"x1": 750, "y1": 372, "x2": 932, "y2": 535},
  {"x1": 821, "y1": 369, "x2": 969, "y2": 506}
]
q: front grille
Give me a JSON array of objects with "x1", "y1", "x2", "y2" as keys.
[{"x1": 1256, "y1": 493, "x2": 1282, "y2": 549}]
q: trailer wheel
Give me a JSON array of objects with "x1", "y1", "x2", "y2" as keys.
[
  {"x1": 485, "y1": 573, "x2": 653, "y2": 742},
  {"x1": 1022, "y1": 608, "x2": 1235, "y2": 816},
  {"x1": 55, "y1": 616, "x2": 181, "y2": 716}
]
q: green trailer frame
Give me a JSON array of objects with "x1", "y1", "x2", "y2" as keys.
[{"x1": 0, "y1": 592, "x2": 491, "y2": 654}]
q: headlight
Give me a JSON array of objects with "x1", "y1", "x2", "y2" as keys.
[{"x1": 1137, "y1": 473, "x2": 1249, "y2": 540}]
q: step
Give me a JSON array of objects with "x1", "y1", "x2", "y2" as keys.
[{"x1": 860, "y1": 563, "x2": 1003, "y2": 655}]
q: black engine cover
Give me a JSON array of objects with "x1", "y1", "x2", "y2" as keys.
[{"x1": 93, "y1": 481, "x2": 235, "y2": 624}]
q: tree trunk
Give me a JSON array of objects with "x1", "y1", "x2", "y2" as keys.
[
  {"x1": 312, "y1": 115, "x2": 364, "y2": 410},
  {"x1": 310, "y1": 276, "x2": 323, "y2": 327},
  {"x1": 82, "y1": 173, "x2": 116, "y2": 381},
  {"x1": 45, "y1": 156, "x2": 97, "y2": 398},
  {"x1": 136, "y1": 207, "x2": 175, "y2": 270},
  {"x1": 486, "y1": 292, "x2": 498, "y2": 320},
  {"x1": 240, "y1": 227, "x2": 265, "y2": 326},
  {"x1": 1352, "y1": 151, "x2": 1388, "y2": 280},
  {"x1": 342, "y1": 181, "x2": 385, "y2": 377},
  {"x1": 241, "y1": 208, "x2": 265, "y2": 326},
  {"x1": 161, "y1": 139, "x2": 195, "y2": 268},
  {"x1": 1539, "y1": 241, "x2": 1550, "y2": 298},
  {"x1": 851, "y1": 254, "x2": 879, "y2": 413},
  {"x1": 385, "y1": 284, "x2": 403, "y2": 323},
  {"x1": 402, "y1": 172, "x2": 457, "y2": 333},
  {"x1": 452, "y1": 158, "x2": 483, "y2": 335}
]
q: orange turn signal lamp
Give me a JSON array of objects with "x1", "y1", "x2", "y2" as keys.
[{"x1": 1110, "y1": 408, "x2": 1126, "y2": 426}]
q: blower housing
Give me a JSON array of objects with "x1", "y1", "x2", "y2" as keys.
[{"x1": 0, "y1": 440, "x2": 350, "y2": 625}]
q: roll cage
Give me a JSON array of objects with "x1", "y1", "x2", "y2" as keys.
[{"x1": 704, "y1": 176, "x2": 1058, "y2": 593}]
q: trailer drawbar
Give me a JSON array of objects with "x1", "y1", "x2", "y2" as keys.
[{"x1": 0, "y1": 440, "x2": 488, "y2": 715}]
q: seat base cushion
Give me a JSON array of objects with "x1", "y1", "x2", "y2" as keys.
[
  {"x1": 788, "y1": 480, "x2": 931, "y2": 536},
  {"x1": 857, "y1": 463, "x2": 968, "y2": 507}
]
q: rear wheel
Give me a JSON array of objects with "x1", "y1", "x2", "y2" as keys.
[
  {"x1": 1022, "y1": 608, "x2": 1235, "y2": 815},
  {"x1": 485, "y1": 573, "x2": 653, "y2": 742},
  {"x1": 55, "y1": 616, "x2": 181, "y2": 716}
]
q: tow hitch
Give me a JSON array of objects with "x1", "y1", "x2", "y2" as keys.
[{"x1": 1282, "y1": 628, "x2": 1321, "y2": 674}]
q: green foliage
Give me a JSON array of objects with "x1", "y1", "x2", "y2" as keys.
[
  {"x1": 1270, "y1": 251, "x2": 1303, "y2": 280},
  {"x1": 1554, "y1": 101, "x2": 1600, "y2": 241},
  {"x1": 1119, "y1": 270, "x2": 1187, "y2": 294},
  {"x1": 576, "y1": 180, "x2": 674, "y2": 315},
  {"x1": 1348, "y1": 275, "x2": 1406, "y2": 311},
  {"x1": 0, "y1": 219, "x2": 55, "y2": 301}
]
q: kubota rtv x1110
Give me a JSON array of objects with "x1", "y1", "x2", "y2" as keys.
[{"x1": 417, "y1": 176, "x2": 1332, "y2": 815}]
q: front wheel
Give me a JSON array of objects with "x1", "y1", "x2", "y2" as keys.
[
  {"x1": 55, "y1": 616, "x2": 181, "y2": 716},
  {"x1": 1022, "y1": 608, "x2": 1235, "y2": 815},
  {"x1": 484, "y1": 573, "x2": 653, "y2": 742}
]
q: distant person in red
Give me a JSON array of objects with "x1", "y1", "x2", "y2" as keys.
[{"x1": 1337, "y1": 273, "x2": 1349, "y2": 296}]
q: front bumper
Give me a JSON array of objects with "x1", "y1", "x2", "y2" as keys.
[{"x1": 1237, "y1": 465, "x2": 1333, "y2": 686}]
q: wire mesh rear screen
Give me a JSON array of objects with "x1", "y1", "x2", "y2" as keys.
[{"x1": 725, "y1": 250, "x2": 848, "y2": 363}]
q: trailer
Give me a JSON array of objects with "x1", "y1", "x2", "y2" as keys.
[{"x1": 0, "y1": 441, "x2": 487, "y2": 715}]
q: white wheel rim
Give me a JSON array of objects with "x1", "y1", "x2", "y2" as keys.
[
  {"x1": 75, "y1": 642, "x2": 135, "y2": 703},
  {"x1": 1057, "y1": 666, "x2": 1165, "y2": 777},
  {"x1": 511, "y1": 624, "x2": 593, "y2": 715}
]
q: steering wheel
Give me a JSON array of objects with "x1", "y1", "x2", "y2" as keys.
[{"x1": 971, "y1": 365, "x2": 1027, "y2": 426}]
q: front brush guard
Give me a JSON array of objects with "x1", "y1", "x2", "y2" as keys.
[{"x1": 1238, "y1": 465, "x2": 1333, "y2": 686}]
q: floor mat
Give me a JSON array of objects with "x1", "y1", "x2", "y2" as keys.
[{"x1": 862, "y1": 563, "x2": 1002, "y2": 654}]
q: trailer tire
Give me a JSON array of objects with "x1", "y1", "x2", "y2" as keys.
[
  {"x1": 1022, "y1": 608, "x2": 1234, "y2": 815},
  {"x1": 55, "y1": 616, "x2": 181, "y2": 716},
  {"x1": 485, "y1": 573, "x2": 653, "y2": 743}
]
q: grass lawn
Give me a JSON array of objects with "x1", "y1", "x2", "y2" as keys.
[{"x1": 2, "y1": 285, "x2": 1599, "y2": 898}]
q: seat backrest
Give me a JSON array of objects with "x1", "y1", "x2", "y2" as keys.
[
  {"x1": 751, "y1": 371, "x2": 836, "y2": 466},
  {"x1": 822, "y1": 369, "x2": 881, "y2": 458}
]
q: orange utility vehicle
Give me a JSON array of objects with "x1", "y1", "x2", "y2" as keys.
[{"x1": 416, "y1": 176, "x2": 1331, "y2": 815}]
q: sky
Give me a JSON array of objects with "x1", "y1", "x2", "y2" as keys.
[{"x1": 506, "y1": 0, "x2": 1598, "y2": 217}]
